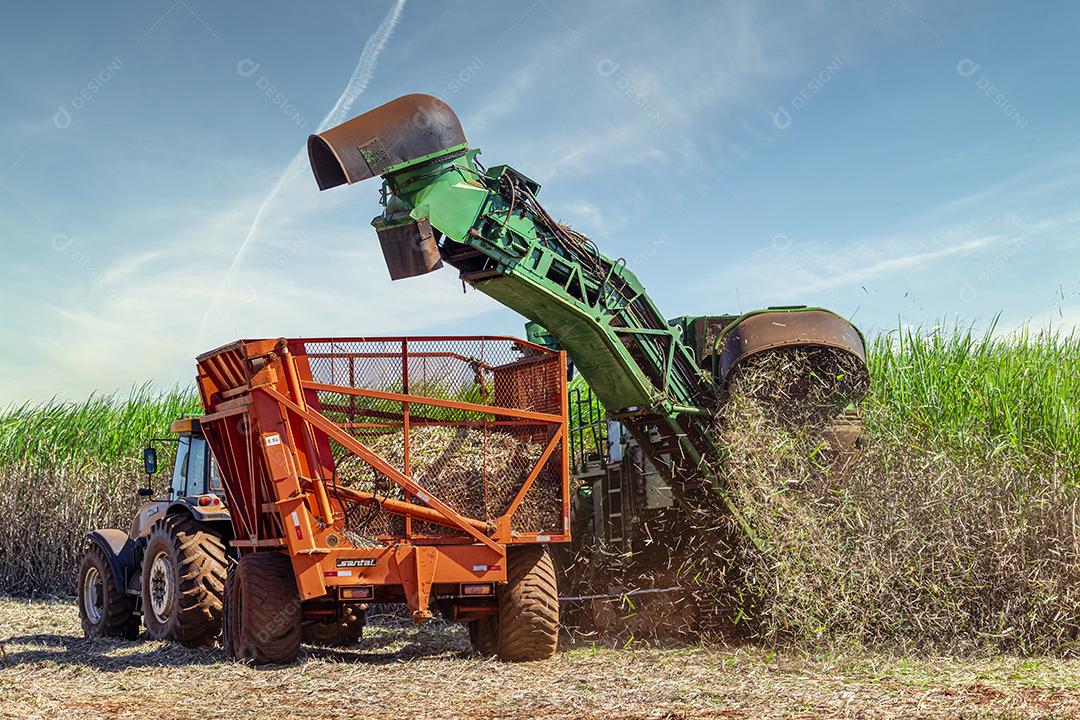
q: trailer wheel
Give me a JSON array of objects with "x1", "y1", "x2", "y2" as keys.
[
  {"x1": 303, "y1": 604, "x2": 365, "y2": 647},
  {"x1": 496, "y1": 545, "x2": 559, "y2": 661},
  {"x1": 227, "y1": 552, "x2": 302, "y2": 664},
  {"x1": 77, "y1": 543, "x2": 139, "y2": 640},
  {"x1": 221, "y1": 562, "x2": 240, "y2": 656},
  {"x1": 467, "y1": 615, "x2": 498, "y2": 657},
  {"x1": 141, "y1": 514, "x2": 226, "y2": 647}
]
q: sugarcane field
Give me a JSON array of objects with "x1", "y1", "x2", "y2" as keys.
[{"x1": 2, "y1": 2, "x2": 1079, "y2": 719}]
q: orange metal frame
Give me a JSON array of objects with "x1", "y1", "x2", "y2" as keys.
[{"x1": 196, "y1": 336, "x2": 570, "y2": 621}]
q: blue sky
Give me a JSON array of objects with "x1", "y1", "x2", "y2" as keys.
[{"x1": 1, "y1": 0, "x2": 1078, "y2": 402}]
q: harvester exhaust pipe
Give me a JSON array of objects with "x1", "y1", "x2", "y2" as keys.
[{"x1": 308, "y1": 94, "x2": 469, "y2": 281}]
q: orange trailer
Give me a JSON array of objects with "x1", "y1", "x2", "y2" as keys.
[{"x1": 196, "y1": 336, "x2": 569, "y2": 662}]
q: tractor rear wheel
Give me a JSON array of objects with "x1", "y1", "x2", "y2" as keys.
[
  {"x1": 77, "y1": 543, "x2": 139, "y2": 639},
  {"x1": 226, "y1": 552, "x2": 302, "y2": 664},
  {"x1": 141, "y1": 514, "x2": 226, "y2": 647},
  {"x1": 495, "y1": 545, "x2": 559, "y2": 661}
]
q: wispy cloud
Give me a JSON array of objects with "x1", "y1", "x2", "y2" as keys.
[
  {"x1": 465, "y1": 0, "x2": 808, "y2": 184},
  {"x1": 0, "y1": 0, "x2": 505, "y2": 402},
  {"x1": 930, "y1": 150, "x2": 1080, "y2": 220},
  {"x1": 198, "y1": 0, "x2": 408, "y2": 344},
  {"x1": 804, "y1": 234, "x2": 999, "y2": 293}
]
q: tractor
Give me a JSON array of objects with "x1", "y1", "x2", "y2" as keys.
[
  {"x1": 76, "y1": 418, "x2": 229, "y2": 645},
  {"x1": 77, "y1": 417, "x2": 366, "y2": 647}
]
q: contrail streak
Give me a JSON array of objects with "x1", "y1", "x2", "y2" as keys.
[{"x1": 197, "y1": 0, "x2": 406, "y2": 343}]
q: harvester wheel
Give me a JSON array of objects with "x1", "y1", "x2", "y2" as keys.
[
  {"x1": 467, "y1": 615, "x2": 498, "y2": 657},
  {"x1": 77, "y1": 543, "x2": 139, "y2": 640},
  {"x1": 495, "y1": 545, "x2": 559, "y2": 661},
  {"x1": 227, "y1": 552, "x2": 302, "y2": 664},
  {"x1": 302, "y1": 604, "x2": 366, "y2": 647},
  {"x1": 141, "y1": 514, "x2": 226, "y2": 647}
]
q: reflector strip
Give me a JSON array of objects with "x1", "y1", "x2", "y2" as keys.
[
  {"x1": 341, "y1": 586, "x2": 374, "y2": 600},
  {"x1": 291, "y1": 511, "x2": 302, "y2": 540}
]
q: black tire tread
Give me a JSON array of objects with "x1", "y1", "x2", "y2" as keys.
[
  {"x1": 496, "y1": 545, "x2": 559, "y2": 662},
  {"x1": 141, "y1": 513, "x2": 226, "y2": 647},
  {"x1": 233, "y1": 552, "x2": 302, "y2": 664},
  {"x1": 221, "y1": 562, "x2": 240, "y2": 656},
  {"x1": 467, "y1": 615, "x2": 498, "y2": 657},
  {"x1": 78, "y1": 543, "x2": 139, "y2": 640}
]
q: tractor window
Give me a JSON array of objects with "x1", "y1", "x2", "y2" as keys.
[
  {"x1": 171, "y1": 436, "x2": 191, "y2": 498},
  {"x1": 208, "y1": 459, "x2": 223, "y2": 493},
  {"x1": 186, "y1": 437, "x2": 209, "y2": 496}
]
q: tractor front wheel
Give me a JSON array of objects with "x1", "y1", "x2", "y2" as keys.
[
  {"x1": 224, "y1": 552, "x2": 302, "y2": 664},
  {"x1": 494, "y1": 545, "x2": 560, "y2": 661},
  {"x1": 77, "y1": 543, "x2": 139, "y2": 640},
  {"x1": 141, "y1": 514, "x2": 226, "y2": 647}
]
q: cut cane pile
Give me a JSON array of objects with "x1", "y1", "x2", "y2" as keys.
[
  {"x1": 336, "y1": 426, "x2": 545, "y2": 524},
  {"x1": 705, "y1": 345, "x2": 1080, "y2": 654}
]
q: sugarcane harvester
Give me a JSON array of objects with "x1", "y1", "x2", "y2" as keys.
[{"x1": 308, "y1": 94, "x2": 869, "y2": 614}]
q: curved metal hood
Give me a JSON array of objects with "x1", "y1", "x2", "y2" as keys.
[{"x1": 308, "y1": 93, "x2": 467, "y2": 190}]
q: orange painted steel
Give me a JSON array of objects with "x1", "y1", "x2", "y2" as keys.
[{"x1": 196, "y1": 336, "x2": 570, "y2": 621}]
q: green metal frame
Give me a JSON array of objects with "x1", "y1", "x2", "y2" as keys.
[{"x1": 377, "y1": 151, "x2": 715, "y2": 463}]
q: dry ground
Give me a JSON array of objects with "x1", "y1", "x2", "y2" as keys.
[{"x1": 1, "y1": 597, "x2": 1079, "y2": 719}]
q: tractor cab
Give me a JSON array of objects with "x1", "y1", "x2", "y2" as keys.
[{"x1": 138, "y1": 418, "x2": 228, "y2": 528}]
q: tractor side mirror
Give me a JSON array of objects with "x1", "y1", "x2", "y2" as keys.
[
  {"x1": 143, "y1": 447, "x2": 158, "y2": 475},
  {"x1": 137, "y1": 487, "x2": 154, "y2": 497}
]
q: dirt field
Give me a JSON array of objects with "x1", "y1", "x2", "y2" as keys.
[{"x1": 1, "y1": 596, "x2": 1079, "y2": 719}]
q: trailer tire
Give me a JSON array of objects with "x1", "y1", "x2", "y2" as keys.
[
  {"x1": 496, "y1": 545, "x2": 559, "y2": 661},
  {"x1": 467, "y1": 615, "x2": 498, "y2": 657},
  {"x1": 303, "y1": 604, "x2": 365, "y2": 647},
  {"x1": 78, "y1": 543, "x2": 139, "y2": 640},
  {"x1": 221, "y1": 562, "x2": 240, "y2": 656},
  {"x1": 141, "y1": 514, "x2": 226, "y2": 647},
  {"x1": 229, "y1": 552, "x2": 302, "y2": 664}
]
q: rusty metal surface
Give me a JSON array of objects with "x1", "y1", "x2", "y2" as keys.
[
  {"x1": 376, "y1": 216, "x2": 443, "y2": 280},
  {"x1": 308, "y1": 93, "x2": 467, "y2": 190},
  {"x1": 716, "y1": 309, "x2": 867, "y2": 383}
]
